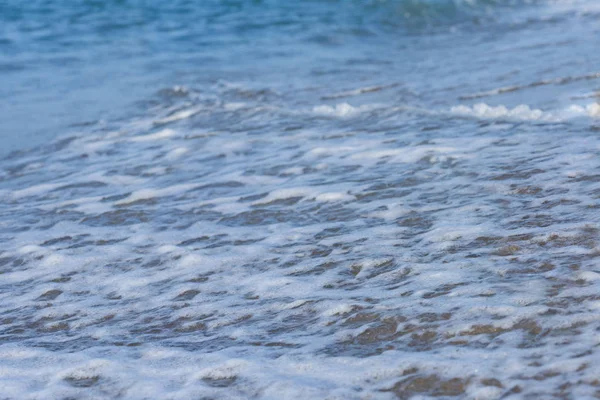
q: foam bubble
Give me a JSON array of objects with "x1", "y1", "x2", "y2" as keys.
[
  {"x1": 130, "y1": 128, "x2": 177, "y2": 142},
  {"x1": 450, "y1": 103, "x2": 552, "y2": 121},
  {"x1": 313, "y1": 103, "x2": 364, "y2": 117}
]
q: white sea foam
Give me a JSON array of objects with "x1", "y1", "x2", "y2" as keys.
[
  {"x1": 115, "y1": 183, "x2": 198, "y2": 205},
  {"x1": 130, "y1": 128, "x2": 178, "y2": 142},
  {"x1": 3, "y1": 72, "x2": 600, "y2": 399},
  {"x1": 11, "y1": 183, "x2": 64, "y2": 199},
  {"x1": 313, "y1": 103, "x2": 368, "y2": 117},
  {"x1": 314, "y1": 192, "x2": 355, "y2": 202},
  {"x1": 154, "y1": 107, "x2": 203, "y2": 125},
  {"x1": 451, "y1": 102, "x2": 600, "y2": 122},
  {"x1": 450, "y1": 103, "x2": 553, "y2": 121}
]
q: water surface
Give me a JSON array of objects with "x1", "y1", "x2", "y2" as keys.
[{"x1": 2, "y1": 0, "x2": 600, "y2": 398}]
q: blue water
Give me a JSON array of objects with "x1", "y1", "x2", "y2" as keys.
[
  {"x1": 2, "y1": 1, "x2": 600, "y2": 399},
  {"x1": 3, "y1": 0, "x2": 597, "y2": 155}
]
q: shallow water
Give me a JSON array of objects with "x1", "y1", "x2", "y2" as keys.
[{"x1": 2, "y1": 0, "x2": 600, "y2": 399}]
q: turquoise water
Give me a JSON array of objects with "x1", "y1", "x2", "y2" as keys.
[{"x1": 2, "y1": 1, "x2": 600, "y2": 399}]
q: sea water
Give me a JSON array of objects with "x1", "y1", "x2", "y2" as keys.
[{"x1": 2, "y1": 0, "x2": 600, "y2": 398}]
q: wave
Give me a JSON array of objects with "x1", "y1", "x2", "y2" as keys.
[
  {"x1": 450, "y1": 102, "x2": 600, "y2": 122},
  {"x1": 460, "y1": 72, "x2": 600, "y2": 100}
]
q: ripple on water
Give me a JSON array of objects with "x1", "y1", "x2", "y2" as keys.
[{"x1": 3, "y1": 52, "x2": 600, "y2": 400}]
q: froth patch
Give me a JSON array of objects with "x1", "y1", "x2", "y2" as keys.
[
  {"x1": 154, "y1": 107, "x2": 202, "y2": 124},
  {"x1": 564, "y1": 103, "x2": 600, "y2": 118},
  {"x1": 313, "y1": 103, "x2": 364, "y2": 117},
  {"x1": 314, "y1": 192, "x2": 355, "y2": 202},
  {"x1": 164, "y1": 147, "x2": 189, "y2": 160},
  {"x1": 253, "y1": 188, "x2": 356, "y2": 205},
  {"x1": 350, "y1": 146, "x2": 457, "y2": 164},
  {"x1": 11, "y1": 183, "x2": 64, "y2": 199},
  {"x1": 130, "y1": 128, "x2": 177, "y2": 142},
  {"x1": 451, "y1": 102, "x2": 600, "y2": 122},
  {"x1": 451, "y1": 103, "x2": 552, "y2": 121},
  {"x1": 115, "y1": 183, "x2": 196, "y2": 205}
]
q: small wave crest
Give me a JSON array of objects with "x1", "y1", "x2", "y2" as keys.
[{"x1": 450, "y1": 102, "x2": 600, "y2": 122}]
